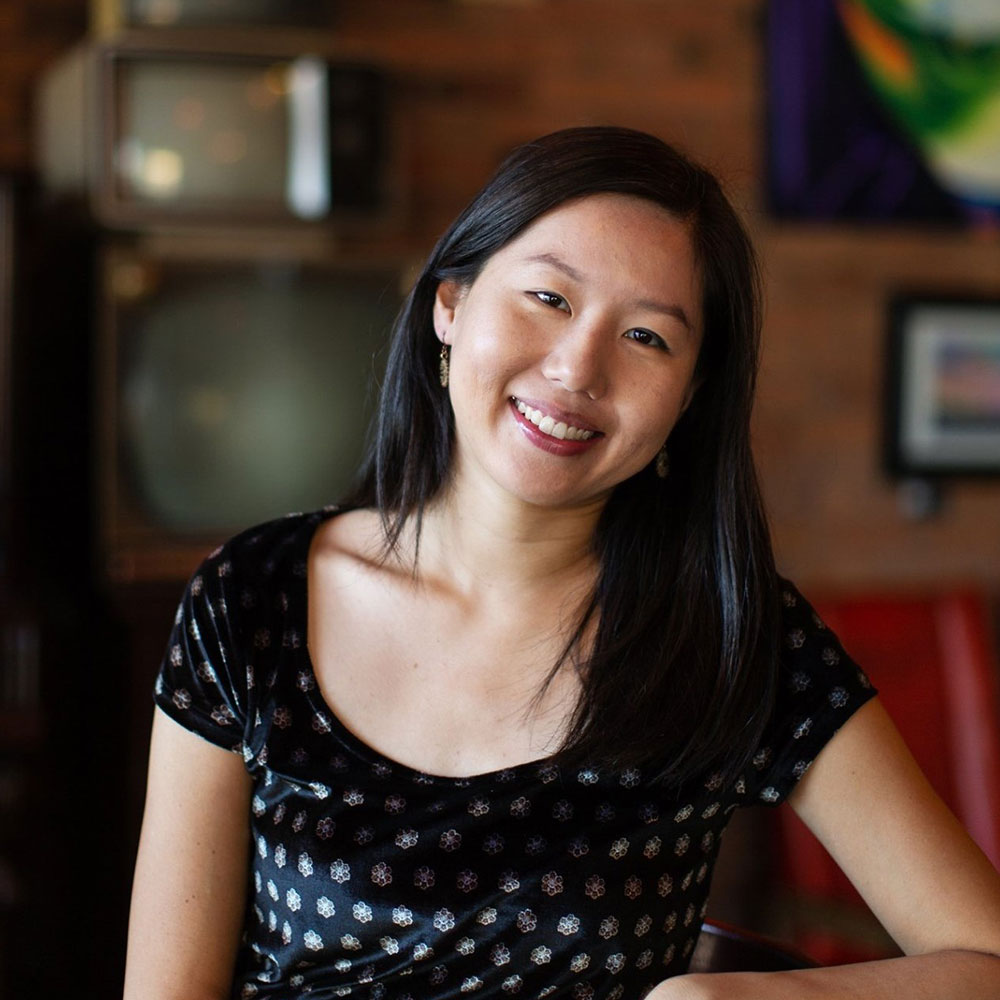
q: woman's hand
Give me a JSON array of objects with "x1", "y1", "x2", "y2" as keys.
[{"x1": 123, "y1": 708, "x2": 253, "y2": 1000}]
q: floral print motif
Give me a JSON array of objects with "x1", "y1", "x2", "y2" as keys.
[
  {"x1": 395, "y1": 829, "x2": 418, "y2": 849},
  {"x1": 413, "y1": 866, "x2": 435, "y2": 890},
  {"x1": 498, "y1": 872, "x2": 520, "y2": 893},
  {"x1": 482, "y1": 834, "x2": 505, "y2": 855},
  {"x1": 370, "y1": 862, "x2": 392, "y2": 887},
  {"x1": 439, "y1": 829, "x2": 462, "y2": 851},
  {"x1": 154, "y1": 511, "x2": 877, "y2": 999},
  {"x1": 456, "y1": 870, "x2": 479, "y2": 893},
  {"x1": 490, "y1": 943, "x2": 510, "y2": 965},
  {"x1": 540, "y1": 872, "x2": 564, "y2": 896}
]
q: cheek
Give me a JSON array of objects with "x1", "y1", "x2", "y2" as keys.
[
  {"x1": 453, "y1": 317, "x2": 527, "y2": 387},
  {"x1": 447, "y1": 340, "x2": 515, "y2": 432},
  {"x1": 634, "y1": 378, "x2": 696, "y2": 443}
]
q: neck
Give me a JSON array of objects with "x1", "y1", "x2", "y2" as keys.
[{"x1": 410, "y1": 477, "x2": 605, "y2": 609}]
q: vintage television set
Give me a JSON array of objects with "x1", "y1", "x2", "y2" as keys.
[
  {"x1": 90, "y1": 0, "x2": 340, "y2": 33},
  {"x1": 37, "y1": 34, "x2": 388, "y2": 229},
  {"x1": 97, "y1": 237, "x2": 407, "y2": 581}
]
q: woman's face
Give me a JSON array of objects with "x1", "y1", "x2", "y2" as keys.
[{"x1": 433, "y1": 192, "x2": 703, "y2": 512}]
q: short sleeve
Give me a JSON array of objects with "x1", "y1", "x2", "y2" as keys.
[
  {"x1": 153, "y1": 544, "x2": 251, "y2": 754},
  {"x1": 744, "y1": 581, "x2": 878, "y2": 806}
]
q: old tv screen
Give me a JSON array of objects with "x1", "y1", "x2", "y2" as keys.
[
  {"x1": 101, "y1": 248, "x2": 404, "y2": 579},
  {"x1": 111, "y1": 52, "x2": 383, "y2": 220}
]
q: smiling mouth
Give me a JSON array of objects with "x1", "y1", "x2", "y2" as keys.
[{"x1": 511, "y1": 398, "x2": 600, "y2": 441}]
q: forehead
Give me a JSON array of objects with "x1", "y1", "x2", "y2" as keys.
[
  {"x1": 483, "y1": 192, "x2": 702, "y2": 323},
  {"x1": 507, "y1": 191, "x2": 691, "y2": 247}
]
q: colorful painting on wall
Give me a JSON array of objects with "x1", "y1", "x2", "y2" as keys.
[{"x1": 767, "y1": 0, "x2": 1000, "y2": 225}]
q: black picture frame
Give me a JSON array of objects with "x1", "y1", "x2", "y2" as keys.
[{"x1": 885, "y1": 295, "x2": 1000, "y2": 478}]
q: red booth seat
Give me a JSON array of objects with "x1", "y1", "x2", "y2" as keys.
[{"x1": 774, "y1": 589, "x2": 1000, "y2": 964}]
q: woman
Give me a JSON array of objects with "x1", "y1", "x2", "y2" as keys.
[{"x1": 124, "y1": 127, "x2": 1000, "y2": 999}]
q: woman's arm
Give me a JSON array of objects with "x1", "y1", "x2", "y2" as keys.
[
  {"x1": 123, "y1": 708, "x2": 253, "y2": 1000},
  {"x1": 652, "y1": 697, "x2": 1000, "y2": 999}
]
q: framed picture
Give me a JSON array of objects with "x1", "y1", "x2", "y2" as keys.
[{"x1": 886, "y1": 296, "x2": 1000, "y2": 478}]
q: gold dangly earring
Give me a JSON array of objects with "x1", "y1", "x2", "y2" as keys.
[
  {"x1": 439, "y1": 343, "x2": 450, "y2": 388},
  {"x1": 655, "y1": 444, "x2": 670, "y2": 479}
]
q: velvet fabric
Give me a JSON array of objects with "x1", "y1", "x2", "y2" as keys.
[{"x1": 155, "y1": 509, "x2": 876, "y2": 999}]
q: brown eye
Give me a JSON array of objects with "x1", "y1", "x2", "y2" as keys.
[
  {"x1": 532, "y1": 290, "x2": 569, "y2": 311},
  {"x1": 625, "y1": 328, "x2": 668, "y2": 351}
]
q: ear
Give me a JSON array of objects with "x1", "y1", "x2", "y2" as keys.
[
  {"x1": 433, "y1": 280, "x2": 465, "y2": 345},
  {"x1": 680, "y1": 375, "x2": 703, "y2": 415}
]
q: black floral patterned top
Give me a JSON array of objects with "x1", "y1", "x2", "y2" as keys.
[{"x1": 154, "y1": 508, "x2": 876, "y2": 1000}]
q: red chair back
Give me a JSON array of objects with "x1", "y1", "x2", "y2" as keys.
[{"x1": 775, "y1": 590, "x2": 1000, "y2": 962}]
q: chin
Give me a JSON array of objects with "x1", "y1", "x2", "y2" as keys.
[{"x1": 501, "y1": 477, "x2": 614, "y2": 512}]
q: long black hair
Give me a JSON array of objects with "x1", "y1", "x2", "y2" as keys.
[{"x1": 345, "y1": 126, "x2": 780, "y2": 787}]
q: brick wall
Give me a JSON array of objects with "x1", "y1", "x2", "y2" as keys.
[{"x1": 4, "y1": 0, "x2": 999, "y2": 588}]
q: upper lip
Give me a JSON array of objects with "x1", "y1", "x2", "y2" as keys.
[{"x1": 510, "y1": 396, "x2": 604, "y2": 435}]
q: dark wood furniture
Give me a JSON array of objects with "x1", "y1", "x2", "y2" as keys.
[{"x1": 691, "y1": 919, "x2": 816, "y2": 973}]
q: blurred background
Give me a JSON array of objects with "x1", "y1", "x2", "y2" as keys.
[{"x1": 1, "y1": 0, "x2": 999, "y2": 995}]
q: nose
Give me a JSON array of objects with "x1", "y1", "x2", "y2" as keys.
[{"x1": 540, "y1": 318, "x2": 611, "y2": 399}]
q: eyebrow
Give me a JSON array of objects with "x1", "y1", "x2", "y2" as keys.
[
  {"x1": 524, "y1": 252, "x2": 586, "y2": 283},
  {"x1": 521, "y1": 251, "x2": 694, "y2": 332}
]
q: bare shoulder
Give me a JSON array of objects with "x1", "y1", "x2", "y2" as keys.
[
  {"x1": 308, "y1": 508, "x2": 415, "y2": 623},
  {"x1": 311, "y1": 508, "x2": 394, "y2": 576}
]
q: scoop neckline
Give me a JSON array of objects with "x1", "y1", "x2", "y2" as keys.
[{"x1": 298, "y1": 506, "x2": 560, "y2": 787}]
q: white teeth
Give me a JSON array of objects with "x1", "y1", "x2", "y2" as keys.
[{"x1": 514, "y1": 399, "x2": 595, "y2": 441}]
